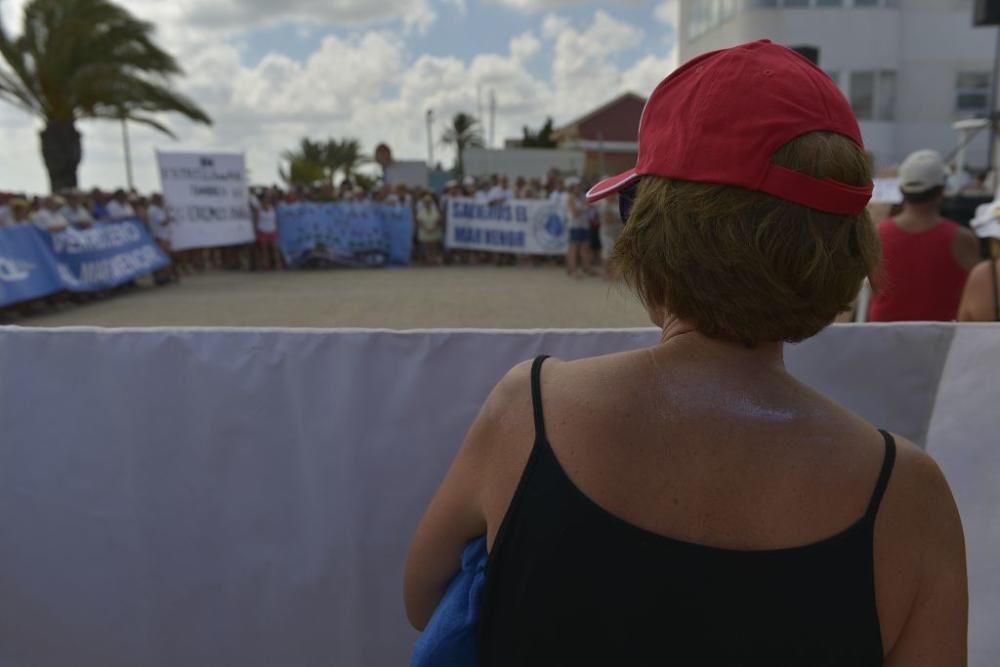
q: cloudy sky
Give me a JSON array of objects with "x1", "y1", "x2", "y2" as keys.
[{"x1": 0, "y1": 0, "x2": 678, "y2": 193}]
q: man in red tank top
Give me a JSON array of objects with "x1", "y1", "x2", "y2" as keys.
[{"x1": 869, "y1": 149, "x2": 981, "y2": 321}]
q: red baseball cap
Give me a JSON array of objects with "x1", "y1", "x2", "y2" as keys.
[{"x1": 586, "y1": 40, "x2": 873, "y2": 215}]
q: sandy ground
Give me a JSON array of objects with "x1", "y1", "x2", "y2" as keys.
[{"x1": 8, "y1": 266, "x2": 652, "y2": 329}]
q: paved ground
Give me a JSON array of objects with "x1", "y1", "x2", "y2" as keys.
[{"x1": 9, "y1": 266, "x2": 652, "y2": 329}]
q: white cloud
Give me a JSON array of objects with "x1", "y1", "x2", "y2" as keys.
[
  {"x1": 509, "y1": 31, "x2": 542, "y2": 63},
  {"x1": 441, "y1": 0, "x2": 468, "y2": 13},
  {"x1": 654, "y1": 0, "x2": 677, "y2": 25},
  {"x1": 485, "y1": 0, "x2": 591, "y2": 11},
  {"x1": 0, "y1": 7, "x2": 679, "y2": 192},
  {"x1": 183, "y1": 0, "x2": 436, "y2": 32},
  {"x1": 544, "y1": 10, "x2": 645, "y2": 114}
]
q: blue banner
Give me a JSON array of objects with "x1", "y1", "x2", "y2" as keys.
[
  {"x1": 0, "y1": 220, "x2": 171, "y2": 306},
  {"x1": 277, "y1": 202, "x2": 413, "y2": 268},
  {"x1": 0, "y1": 225, "x2": 65, "y2": 307},
  {"x1": 48, "y1": 220, "x2": 171, "y2": 292}
]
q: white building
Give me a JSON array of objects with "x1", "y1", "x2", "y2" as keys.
[{"x1": 678, "y1": 0, "x2": 997, "y2": 170}]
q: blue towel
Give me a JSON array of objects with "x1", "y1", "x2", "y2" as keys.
[{"x1": 410, "y1": 535, "x2": 488, "y2": 667}]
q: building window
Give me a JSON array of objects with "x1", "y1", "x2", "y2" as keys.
[
  {"x1": 849, "y1": 70, "x2": 895, "y2": 121},
  {"x1": 850, "y1": 72, "x2": 875, "y2": 120},
  {"x1": 752, "y1": 0, "x2": 893, "y2": 6},
  {"x1": 877, "y1": 71, "x2": 896, "y2": 121},
  {"x1": 687, "y1": 0, "x2": 742, "y2": 39},
  {"x1": 956, "y1": 72, "x2": 992, "y2": 115}
]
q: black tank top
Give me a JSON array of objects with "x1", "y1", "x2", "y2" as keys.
[{"x1": 480, "y1": 356, "x2": 896, "y2": 666}]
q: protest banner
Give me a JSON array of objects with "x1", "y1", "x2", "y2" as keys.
[
  {"x1": 444, "y1": 197, "x2": 567, "y2": 255},
  {"x1": 49, "y1": 220, "x2": 170, "y2": 291},
  {"x1": 277, "y1": 202, "x2": 413, "y2": 268},
  {"x1": 0, "y1": 221, "x2": 169, "y2": 305},
  {"x1": 0, "y1": 225, "x2": 64, "y2": 306},
  {"x1": 157, "y1": 151, "x2": 255, "y2": 251}
]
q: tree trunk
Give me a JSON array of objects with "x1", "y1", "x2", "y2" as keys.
[
  {"x1": 456, "y1": 140, "x2": 465, "y2": 178},
  {"x1": 40, "y1": 120, "x2": 82, "y2": 193}
]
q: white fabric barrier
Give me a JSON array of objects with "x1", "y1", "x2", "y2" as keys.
[{"x1": 0, "y1": 324, "x2": 996, "y2": 666}]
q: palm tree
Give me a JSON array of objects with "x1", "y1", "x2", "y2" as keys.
[
  {"x1": 280, "y1": 138, "x2": 327, "y2": 187},
  {"x1": 0, "y1": 0, "x2": 211, "y2": 192},
  {"x1": 522, "y1": 117, "x2": 558, "y2": 148},
  {"x1": 331, "y1": 138, "x2": 367, "y2": 182},
  {"x1": 441, "y1": 112, "x2": 484, "y2": 178}
]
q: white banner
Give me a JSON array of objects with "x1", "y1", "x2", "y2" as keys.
[
  {"x1": 156, "y1": 151, "x2": 255, "y2": 251},
  {"x1": 445, "y1": 197, "x2": 567, "y2": 255}
]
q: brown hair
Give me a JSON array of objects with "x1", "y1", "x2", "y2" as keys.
[{"x1": 612, "y1": 131, "x2": 880, "y2": 345}]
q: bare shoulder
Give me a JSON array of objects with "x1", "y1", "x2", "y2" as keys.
[
  {"x1": 879, "y1": 434, "x2": 968, "y2": 662},
  {"x1": 886, "y1": 434, "x2": 962, "y2": 514},
  {"x1": 965, "y1": 259, "x2": 993, "y2": 287},
  {"x1": 877, "y1": 433, "x2": 966, "y2": 591}
]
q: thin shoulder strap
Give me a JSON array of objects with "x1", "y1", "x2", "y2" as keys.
[
  {"x1": 530, "y1": 355, "x2": 550, "y2": 443},
  {"x1": 866, "y1": 430, "x2": 897, "y2": 521},
  {"x1": 990, "y1": 259, "x2": 999, "y2": 322}
]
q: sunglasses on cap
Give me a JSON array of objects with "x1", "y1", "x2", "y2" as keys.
[{"x1": 618, "y1": 179, "x2": 640, "y2": 224}]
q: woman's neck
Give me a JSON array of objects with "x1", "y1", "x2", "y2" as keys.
[{"x1": 655, "y1": 317, "x2": 786, "y2": 373}]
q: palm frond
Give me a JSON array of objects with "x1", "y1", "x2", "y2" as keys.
[{"x1": 0, "y1": 0, "x2": 210, "y2": 126}]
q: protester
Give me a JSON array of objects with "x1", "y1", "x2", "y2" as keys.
[
  {"x1": 61, "y1": 191, "x2": 94, "y2": 228},
  {"x1": 8, "y1": 198, "x2": 30, "y2": 226},
  {"x1": 0, "y1": 194, "x2": 14, "y2": 227},
  {"x1": 406, "y1": 41, "x2": 966, "y2": 665},
  {"x1": 106, "y1": 189, "x2": 136, "y2": 220},
  {"x1": 563, "y1": 177, "x2": 593, "y2": 278},
  {"x1": 597, "y1": 191, "x2": 623, "y2": 280},
  {"x1": 255, "y1": 195, "x2": 282, "y2": 271},
  {"x1": 89, "y1": 189, "x2": 110, "y2": 220},
  {"x1": 147, "y1": 193, "x2": 181, "y2": 284},
  {"x1": 32, "y1": 196, "x2": 69, "y2": 232},
  {"x1": 415, "y1": 193, "x2": 444, "y2": 266},
  {"x1": 868, "y1": 149, "x2": 981, "y2": 322}
]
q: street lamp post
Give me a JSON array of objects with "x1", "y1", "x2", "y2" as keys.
[
  {"x1": 121, "y1": 116, "x2": 134, "y2": 191},
  {"x1": 426, "y1": 109, "x2": 434, "y2": 166}
]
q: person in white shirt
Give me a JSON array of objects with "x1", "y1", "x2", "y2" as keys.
[
  {"x1": 255, "y1": 195, "x2": 282, "y2": 271},
  {"x1": 487, "y1": 175, "x2": 513, "y2": 205},
  {"x1": 106, "y1": 190, "x2": 136, "y2": 220},
  {"x1": 32, "y1": 197, "x2": 69, "y2": 233},
  {"x1": 61, "y1": 191, "x2": 94, "y2": 228},
  {"x1": 0, "y1": 199, "x2": 12, "y2": 228},
  {"x1": 145, "y1": 194, "x2": 180, "y2": 285}
]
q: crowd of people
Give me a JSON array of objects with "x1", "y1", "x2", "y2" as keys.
[
  {"x1": 250, "y1": 171, "x2": 624, "y2": 278},
  {"x1": 3, "y1": 154, "x2": 1000, "y2": 323}
]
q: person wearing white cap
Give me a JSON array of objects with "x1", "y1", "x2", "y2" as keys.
[{"x1": 868, "y1": 149, "x2": 981, "y2": 322}]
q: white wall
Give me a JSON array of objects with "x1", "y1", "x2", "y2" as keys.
[{"x1": 463, "y1": 147, "x2": 585, "y2": 179}]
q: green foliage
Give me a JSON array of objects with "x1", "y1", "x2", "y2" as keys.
[
  {"x1": 521, "y1": 117, "x2": 558, "y2": 148},
  {"x1": 280, "y1": 136, "x2": 369, "y2": 187},
  {"x1": 0, "y1": 0, "x2": 211, "y2": 131},
  {"x1": 440, "y1": 112, "x2": 484, "y2": 177}
]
